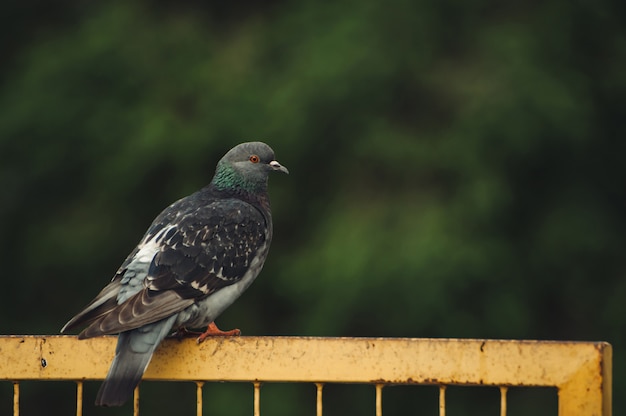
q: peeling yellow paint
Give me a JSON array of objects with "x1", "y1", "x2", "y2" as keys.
[{"x1": 0, "y1": 336, "x2": 611, "y2": 415}]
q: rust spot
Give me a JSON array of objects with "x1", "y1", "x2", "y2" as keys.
[{"x1": 422, "y1": 378, "x2": 441, "y2": 384}]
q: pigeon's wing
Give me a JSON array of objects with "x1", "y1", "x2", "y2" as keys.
[
  {"x1": 78, "y1": 199, "x2": 268, "y2": 338},
  {"x1": 61, "y1": 195, "x2": 205, "y2": 334},
  {"x1": 60, "y1": 197, "x2": 186, "y2": 335},
  {"x1": 60, "y1": 246, "x2": 142, "y2": 334}
]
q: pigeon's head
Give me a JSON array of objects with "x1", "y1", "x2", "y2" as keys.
[{"x1": 211, "y1": 141, "x2": 288, "y2": 193}]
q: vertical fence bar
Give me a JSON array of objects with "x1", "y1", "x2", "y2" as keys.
[
  {"x1": 12, "y1": 382, "x2": 19, "y2": 416},
  {"x1": 375, "y1": 384, "x2": 383, "y2": 416},
  {"x1": 253, "y1": 382, "x2": 261, "y2": 416},
  {"x1": 500, "y1": 386, "x2": 508, "y2": 416},
  {"x1": 439, "y1": 385, "x2": 446, "y2": 416},
  {"x1": 196, "y1": 382, "x2": 204, "y2": 416},
  {"x1": 133, "y1": 386, "x2": 140, "y2": 416},
  {"x1": 75, "y1": 381, "x2": 83, "y2": 416},
  {"x1": 315, "y1": 383, "x2": 324, "y2": 416}
]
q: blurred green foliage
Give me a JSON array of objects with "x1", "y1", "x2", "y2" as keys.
[{"x1": 1, "y1": 0, "x2": 624, "y2": 414}]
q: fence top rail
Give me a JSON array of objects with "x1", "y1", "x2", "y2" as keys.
[{"x1": 0, "y1": 335, "x2": 609, "y2": 387}]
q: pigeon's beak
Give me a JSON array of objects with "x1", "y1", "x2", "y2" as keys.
[{"x1": 269, "y1": 160, "x2": 289, "y2": 174}]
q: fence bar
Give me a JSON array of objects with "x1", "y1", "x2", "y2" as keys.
[
  {"x1": 75, "y1": 381, "x2": 83, "y2": 416},
  {"x1": 375, "y1": 384, "x2": 383, "y2": 416},
  {"x1": 12, "y1": 382, "x2": 19, "y2": 416},
  {"x1": 500, "y1": 386, "x2": 508, "y2": 416},
  {"x1": 315, "y1": 383, "x2": 324, "y2": 416},
  {"x1": 196, "y1": 382, "x2": 204, "y2": 416},
  {"x1": 133, "y1": 386, "x2": 140, "y2": 416},
  {"x1": 439, "y1": 385, "x2": 446, "y2": 416},
  {"x1": 0, "y1": 336, "x2": 611, "y2": 416},
  {"x1": 253, "y1": 382, "x2": 261, "y2": 416}
]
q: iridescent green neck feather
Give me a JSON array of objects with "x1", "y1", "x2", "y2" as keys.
[{"x1": 211, "y1": 161, "x2": 267, "y2": 194}]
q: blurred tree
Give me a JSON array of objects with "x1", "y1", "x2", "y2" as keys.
[{"x1": 0, "y1": 0, "x2": 624, "y2": 414}]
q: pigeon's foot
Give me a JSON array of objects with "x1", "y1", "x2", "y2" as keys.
[{"x1": 197, "y1": 322, "x2": 241, "y2": 344}]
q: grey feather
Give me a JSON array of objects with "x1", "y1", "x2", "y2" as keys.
[{"x1": 95, "y1": 315, "x2": 176, "y2": 406}]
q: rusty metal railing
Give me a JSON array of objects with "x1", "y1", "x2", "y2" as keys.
[{"x1": 0, "y1": 336, "x2": 612, "y2": 415}]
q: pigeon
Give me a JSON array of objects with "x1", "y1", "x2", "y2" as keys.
[{"x1": 61, "y1": 141, "x2": 288, "y2": 407}]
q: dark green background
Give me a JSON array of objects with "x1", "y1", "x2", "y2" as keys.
[{"x1": 1, "y1": 1, "x2": 624, "y2": 414}]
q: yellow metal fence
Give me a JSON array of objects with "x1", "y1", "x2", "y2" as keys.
[{"x1": 0, "y1": 336, "x2": 612, "y2": 415}]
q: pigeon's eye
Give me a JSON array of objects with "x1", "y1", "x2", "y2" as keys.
[{"x1": 249, "y1": 155, "x2": 260, "y2": 163}]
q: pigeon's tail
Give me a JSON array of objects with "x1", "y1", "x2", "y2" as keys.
[{"x1": 95, "y1": 316, "x2": 177, "y2": 407}]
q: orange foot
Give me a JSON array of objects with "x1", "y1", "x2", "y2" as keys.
[
  {"x1": 170, "y1": 322, "x2": 241, "y2": 342},
  {"x1": 197, "y1": 322, "x2": 241, "y2": 344}
]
